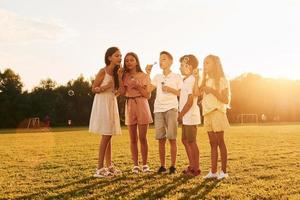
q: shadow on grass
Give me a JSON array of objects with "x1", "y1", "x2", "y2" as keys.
[
  {"x1": 14, "y1": 171, "x2": 221, "y2": 200},
  {"x1": 179, "y1": 179, "x2": 220, "y2": 200},
  {"x1": 131, "y1": 174, "x2": 193, "y2": 200},
  {"x1": 14, "y1": 174, "x2": 128, "y2": 200},
  {"x1": 97, "y1": 172, "x2": 161, "y2": 199},
  {"x1": 44, "y1": 171, "x2": 162, "y2": 200}
]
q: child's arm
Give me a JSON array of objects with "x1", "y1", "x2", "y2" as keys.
[
  {"x1": 145, "y1": 64, "x2": 157, "y2": 93},
  {"x1": 192, "y1": 69, "x2": 204, "y2": 97},
  {"x1": 146, "y1": 74, "x2": 156, "y2": 93},
  {"x1": 92, "y1": 69, "x2": 105, "y2": 93},
  {"x1": 100, "y1": 82, "x2": 113, "y2": 92},
  {"x1": 133, "y1": 74, "x2": 151, "y2": 99},
  {"x1": 203, "y1": 87, "x2": 230, "y2": 104},
  {"x1": 162, "y1": 86, "x2": 180, "y2": 96},
  {"x1": 147, "y1": 83, "x2": 156, "y2": 93},
  {"x1": 178, "y1": 94, "x2": 194, "y2": 122},
  {"x1": 136, "y1": 85, "x2": 151, "y2": 99},
  {"x1": 92, "y1": 69, "x2": 113, "y2": 93},
  {"x1": 193, "y1": 78, "x2": 202, "y2": 96}
]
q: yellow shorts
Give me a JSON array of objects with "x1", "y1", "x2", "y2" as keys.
[{"x1": 204, "y1": 110, "x2": 230, "y2": 132}]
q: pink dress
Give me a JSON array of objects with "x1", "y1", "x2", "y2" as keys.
[{"x1": 123, "y1": 72, "x2": 153, "y2": 125}]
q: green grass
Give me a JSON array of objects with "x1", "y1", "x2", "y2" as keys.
[{"x1": 0, "y1": 125, "x2": 300, "y2": 199}]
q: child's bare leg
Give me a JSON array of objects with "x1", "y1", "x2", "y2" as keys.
[
  {"x1": 138, "y1": 124, "x2": 148, "y2": 165},
  {"x1": 105, "y1": 140, "x2": 112, "y2": 167},
  {"x1": 159, "y1": 138, "x2": 166, "y2": 167},
  {"x1": 208, "y1": 132, "x2": 218, "y2": 173},
  {"x1": 216, "y1": 131, "x2": 227, "y2": 173},
  {"x1": 189, "y1": 141, "x2": 200, "y2": 170},
  {"x1": 129, "y1": 124, "x2": 139, "y2": 166},
  {"x1": 169, "y1": 139, "x2": 177, "y2": 167},
  {"x1": 182, "y1": 139, "x2": 192, "y2": 167},
  {"x1": 98, "y1": 135, "x2": 112, "y2": 169}
]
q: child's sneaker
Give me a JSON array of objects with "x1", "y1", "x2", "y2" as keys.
[
  {"x1": 157, "y1": 166, "x2": 167, "y2": 174},
  {"x1": 108, "y1": 165, "x2": 122, "y2": 176},
  {"x1": 217, "y1": 170, "x2": 229, "y2": 180},
  {"x1": 93, "y1": 168, "x2": 113, "y2": 178},
  {"x1": 142, "y1": 165, "x2": 152, "y2": 173},
  {"x1": 132, "y1": 166, "x2": 140, "y2": 174},
  {"x1": 192, "y1": 169, "x2": 201, "y2": 177},
  {"x1": 203, "y1": 170, "x2": 218, "y2": 179},
  {"x1": 169, "y1": 166, "x2": 176, "y2": 174}
]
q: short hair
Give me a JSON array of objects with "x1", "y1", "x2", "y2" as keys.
[
  {"x1": 160, "y1": 51, "x2": 173, "y2": 61},
  {"x1": 179, "y1": 54, "x2": 198, "y2": 69}
]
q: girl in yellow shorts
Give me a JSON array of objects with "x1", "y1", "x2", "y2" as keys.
[{"x1": 194, "y1": 55, "x2": 231, "y2": 180}]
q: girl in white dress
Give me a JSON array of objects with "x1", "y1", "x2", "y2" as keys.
[{"x1": 89, "y1": 47, "x2": 122, "y2": 178}]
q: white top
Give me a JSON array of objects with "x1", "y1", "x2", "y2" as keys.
[
  {"x1": 179, "y1": 75, "x2": 201, "y2": 125},
  {"x1": 151, "y1": 72, "x2": 183, "y2": 113},
  {"x1": 202, "y1": 77, "x2": 230, "y2": 116}
]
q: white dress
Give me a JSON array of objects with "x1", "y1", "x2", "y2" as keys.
[{"x1": 89, "y1": 71, "x2": 122, "y2": 135}]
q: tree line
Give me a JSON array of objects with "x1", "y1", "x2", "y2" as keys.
[{"x1": 1, "y1": 68, "x2": 300, "y2": 128}]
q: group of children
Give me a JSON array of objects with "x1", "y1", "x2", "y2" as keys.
[{"x1": 89, "y1": 47, "x2": 230, "y2": 180}]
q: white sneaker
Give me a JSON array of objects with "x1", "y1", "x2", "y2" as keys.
[
  {"x1": 217, "y1": 170, "x2": 229, "y2": 180},
  {"x1": 93, "y1": 168, "x2": 113, "y2": 178},
  {"x1": 203, "y1": 171, "x2": 218, "y2": 179},
  {"x1": 108, "y1": 165, "x2": 122, "y2": 176},
  {"x1": 132, "y1": 166, "x2": 140, "y2": 174},
  {"x1": 142, "y1": 165, "x2": 152, "y2": 173}
]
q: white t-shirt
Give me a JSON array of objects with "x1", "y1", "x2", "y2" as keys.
[
  {"x1": 152, "y1": 72, "x2": 183, "y2": 113},
  {"x1": 179, "y1": 75, "x2": 201, "y2": 125},
  {"x1": 202, "y1": 77, "x2": 230, "y2": 116}
]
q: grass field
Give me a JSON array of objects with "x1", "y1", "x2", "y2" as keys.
[{"x1": 0, "y1": 125, "x2": 300, "y2": 199}]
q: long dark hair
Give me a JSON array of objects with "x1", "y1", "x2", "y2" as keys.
[
  {"x1": 123, "y1": 52, "x2": 143, "y2": 73},
  {"x1": 104, "y1": 47, "x2": 120, "y2": 89}
]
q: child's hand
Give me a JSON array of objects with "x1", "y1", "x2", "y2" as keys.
[
  {"x1": 178, "y1": 112, "x2": 183, "y2": 124},
  {"x1": 114, "y1": 90, "x2": 120, "y2": 97},
  {"x1": 145, "y1": 64, "x2": 153, "y2": 75},
  {"x1": 95, "y1": 86, "x2": 105, "y2": 93},
  {"x1": 131, "y1": 78, "x2": 142, "y2": 89},
  {"x1": 203, "y1": 86, "x2": 213, "y2": 94},
  {"x1": 94, "y1": 87, "x2": 101, "y2": 93},
  {"x1": 193, "y1": 68, "x2": 199, "y2": 78},
  {"x1": 117, "y1": 67, "x2": 124, "y2": 78},
  {"x1": 162, "y1": 85, "x2": 172, "y2": 93}
]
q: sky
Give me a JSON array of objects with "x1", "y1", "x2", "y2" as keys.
[{"x1": 0, "y1": 0, "x2": 300, "y2": 90}]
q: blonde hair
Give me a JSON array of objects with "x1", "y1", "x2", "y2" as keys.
[
  {"x1": 201, "y1": 55, "x2": 231, "y2": 107},
  {"x1": 201, "y1": 55, "x2": 225, "y2": 90}
]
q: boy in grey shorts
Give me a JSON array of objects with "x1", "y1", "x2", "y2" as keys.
[{"x1": 146, "y1": 51, "x2": 183, "y2": 174}]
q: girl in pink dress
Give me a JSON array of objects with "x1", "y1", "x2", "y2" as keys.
[{"x1": 118, "y1": 52, "x2": 153, "y2": 173}]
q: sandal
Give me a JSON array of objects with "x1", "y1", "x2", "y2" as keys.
[
  {"x1": 142, "y1": 165, "x2": 152, "y2": 173},
  {"x1": 108, "y1": 165, "x2": 122, "y2": 175},
  {"x1": 132, "y1": 166, "x2": 140, "y2": 173},
  {"x1": 93, "y1": 168, "x2": 113, "y2": 178}
]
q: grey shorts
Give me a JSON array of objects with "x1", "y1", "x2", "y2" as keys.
[{"x1": 154, "y1": 108, "x2": 178, "y2": 140}]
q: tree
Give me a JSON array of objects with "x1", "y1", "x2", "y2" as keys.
[
  {"x1": 0, "y1": 69, "x2": 25, "y2": 128},
  {"x1": 28, "y1": 78, "x2": 58, "y2": 126},
  {"x1": 62, "y1": 75, "x2": 93, "y2": 126}
]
